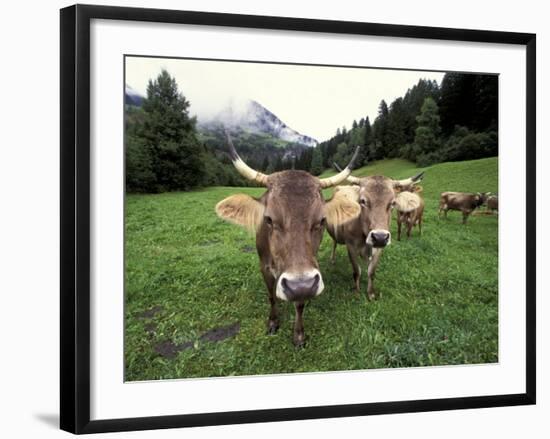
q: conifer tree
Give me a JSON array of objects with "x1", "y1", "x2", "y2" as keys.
[
  {"x1": 310, "y1": 146, "x2": 324, "y2": 176},
  {"x1": 139, "y1": 69, "x2": 204, "y2": 191},
  {"x1": 413, "y1": 97, "x2": 442, "y2": 164}
]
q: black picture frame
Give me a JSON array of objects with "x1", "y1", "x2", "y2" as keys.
[{"x1": 60, "y1": 4, "x2": 536, "y2": 434}]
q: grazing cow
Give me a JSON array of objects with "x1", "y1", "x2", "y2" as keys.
[
  {"x1": 326, "y1": 171, "x2": 424, "y2": 300},
  {"x1": 438, "y1": 191, "x2": 489, "y2": 224},
  {"x1": 486, "y1": 194, "x2": 498, "y2": 213},
  {"x1": 216, "y1": 133, "x2": 361, "y2": 347},
  {"x1": 395, "y1": 185, "x2": 424, "y2": 240}
]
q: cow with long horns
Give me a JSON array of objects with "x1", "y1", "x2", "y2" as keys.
[
  {"x1": 216, "y1": 132, "x2": 361, "y2": 347},
  {"x1": 327, "y1": 168, "x2": 424, "y2": 299}
]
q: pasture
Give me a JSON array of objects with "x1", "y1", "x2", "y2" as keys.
[{"x1": 125, "y1": 157, "x2": 498, "y2": 381}]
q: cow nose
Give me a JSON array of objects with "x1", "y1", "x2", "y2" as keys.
[
  {"x1": 370, "y1": 231, "x2": 390, "y2": 247},
  {"x1": 281, "y1": 274, "x2": 320, "y2": 301}
]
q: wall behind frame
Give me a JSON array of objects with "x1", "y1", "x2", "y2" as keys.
[{"x1": 0, "y1": 0, "x2": 546, "y2": 437}]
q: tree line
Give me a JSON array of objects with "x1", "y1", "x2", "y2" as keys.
[
  {"x1": 313, "y1": 74, "x2": 497, "y2": 173},
  {"x1": 126, "y1": 70, "x2": 497, "y2": 192}
]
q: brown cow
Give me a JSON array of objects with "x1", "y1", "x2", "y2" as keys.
[
  {"x1": 395, "y1": 185, "x2": 424, "y2": 240},
  {"x1": 486, "y1": 194, "x2": 498, "y2": 213},
  {"x1": 438, "y1": 191, "x2": 489, "y2": 224},
  {"x1": 216, "y1": 133, "x2": 361, "y2": 346},
  {"x1": 326, "y1": 171, "x2": 424, "y2": 300}
]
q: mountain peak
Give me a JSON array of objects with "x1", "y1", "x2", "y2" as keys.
[
  {"x1": 125, "y1": 85, "x2": 143, "y2": 106},
  {"x1": 201, "y1": 98, "x2": 318, "y2": 147}
]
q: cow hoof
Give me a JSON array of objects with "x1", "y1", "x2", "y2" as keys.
[
  {"x1": 293, "y1": 334, "x2": 305, "y2": 348},
  {"x1": 367, "y1": 292, "x2": 376, "y2": 301},
  {"x1": 267, "y1": 321, "x2": 279, "y2": 335}
]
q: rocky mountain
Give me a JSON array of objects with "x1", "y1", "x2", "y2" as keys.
[
  {"x1": 124, "y1": 86, "x2": 317, "y2": 148},
  {"x1": 199, "y1": 99, "x2": 317, "y2": 148}
]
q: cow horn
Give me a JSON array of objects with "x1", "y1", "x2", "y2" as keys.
[
  {"x1": 225, "y1": 129, "x2": 269, "y2": 186},
  {"x1": 394, "y1": 171, "x2": 424, "y2": 187},
  {"x1": 333, "y1": 160, "x2": 361, "y2": 185},
  {"x1": 319, "y1": 146, "x2": 360, "y2": 188}
]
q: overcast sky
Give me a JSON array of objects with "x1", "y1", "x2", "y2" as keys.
[{"x1": 125, "y1": 56, "x2": 445, "y2": 142}]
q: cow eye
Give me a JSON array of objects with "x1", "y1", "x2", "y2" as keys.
[
  {"x1": 265, "y1": 216, "x2": 273, "y2": 227},
  {"x1": 359, "y1": 198, "x2": 368, "y2": 207}
]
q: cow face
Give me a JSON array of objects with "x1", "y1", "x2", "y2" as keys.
[
  {"x1": 262, "y1": 172, "x2": 326, "y2": 302},
  {"x1": 216, "y1": 132, "x2": 361, "y2": 302},
  {"x1": 344, "y1": 172, "x2": 424, "y2": 248},
  {"x1": 358, "y1": 176, "x2": 396, "y2": 248},
  {"x1": 478, "y1": 192, "x2": 491, "y2": 207}
]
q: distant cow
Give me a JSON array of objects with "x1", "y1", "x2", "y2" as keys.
[
  {"x1": 216, "y1": 133, "x2": 361, "y2": 347},
  {"x1": 438, "y1": 191, "x2": 489, "y2": 224},
  {"x1": 326, "y1": 171, "x2": 424, "y2": 299},
  {"x1": 395, "y1": 185, "x2": 424, "y2": 240},
  {"x1": 486, "y1": 194, "x2": 498, "y2": 213}
]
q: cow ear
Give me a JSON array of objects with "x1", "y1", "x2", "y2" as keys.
[
  {"x1": 414, "y1": 185, "x2": 423, "y2": 193},
  {"x1": 216, "y1": 194, "x2": 265, "y2": 233},
  {"x1": 325, "y1": 195, "x2": 361, "y2": 227},
  {"x1": 332, "y1": 185, "x2": 360, "y2": 201}
]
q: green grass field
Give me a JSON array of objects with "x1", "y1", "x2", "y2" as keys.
[{"x1": 125, "y1": 157, "x2": 498, "y2": 381}]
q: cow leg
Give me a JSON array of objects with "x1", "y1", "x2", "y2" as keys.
[
  {"x1": 462, "y1": 210, "x2": 471, "y2": 224},
  {"x1": 346, "y1": 245, "x2": 361, "y2": 295},
  {"x1": 418, "y1": 213, "x2": 423, "y2": 236},
  {"x1": 261, "y1": 270, "x2": 279, "y2": 334},
  {"x1": 267, "y1": 295, "x2": 279, "y2": 334},
  {"x1": 330, "y1": 238, "x2": 337, "y2": 264},
  {"x1": 293, "y1": 301, "x2": 306, "y2": 348},
  {"x1": 397, "y1": 218, "x2": 402, "y2": 241},
  {"x1": 407, "y1": 217, "x2": 413, "y2": 239},
  {"x1": 367, "y1": 249, "x2": 383, "y2": 301}
]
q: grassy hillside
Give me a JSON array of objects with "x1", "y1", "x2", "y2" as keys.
[
  {"x1": 125, "y1": 157, "x2": 498, "y2": 381},
  {"x1": 320, "y1": 158, "x2": 421, "y2": 180},
  {"x1": 320, "y1": 156, "x2": 497, "y2": 193}
]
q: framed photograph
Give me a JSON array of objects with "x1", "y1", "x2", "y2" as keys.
[{"x1": 60, "y1": 4, "x2": 536, "y2": 434}]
